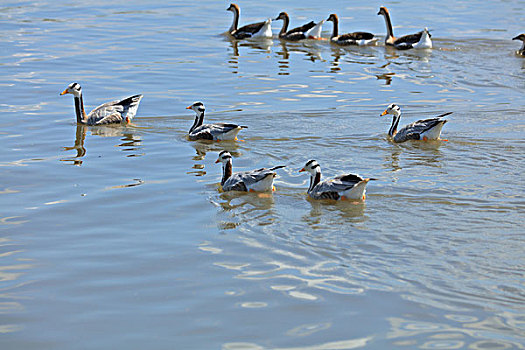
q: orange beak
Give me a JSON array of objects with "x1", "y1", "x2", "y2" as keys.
[
  {"x1": 215, "y1": 159, "x2": 220, "y2": 163},
  {"x1": 186, "y1": 105, "x2": 192, "y2": 110},
  {"x1": 60, "y1": 89, "x2": 69, "y2": 96},
  {"x1": 380, "y1": 110, "x2": 388, "y2": 116},
  {"x1": 299, "y1": 168, "x2": 305, "y2": 172}
]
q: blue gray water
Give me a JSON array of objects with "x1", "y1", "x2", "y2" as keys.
[{"x1": 1, "y1": 0, "x2": 524, "y2": 349}]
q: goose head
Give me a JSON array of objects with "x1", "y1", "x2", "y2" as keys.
[
  {"x1": 60, "y1": 82, "x2": 82, "y2": 97},
  {"x1": 326, "y1": 13, "x2": 338, "y2": 23},
  {"x1": 186, "y1": 101, "x2": 205, "y2": 116},
  {"x1": 380, "y1": 103, "x2": 401, "y2": 117},
  {"x1": 215, "y1": 150, "x2": 232, "y2": 165},
  {"x1": 226, "y1": 3, "x2": 239, "y2": 13},
  {"x1": 513, "y1": 34, "x2": 525, "y2": 42},
  {"x1": 300, "y1": 159, "x2": 321, "y2": 175},
  {"x1": 377, "y1": 6, "x2": 389, "y2": 16},
  {"x1": 275, "y1": 11, "x2": 289, "y2": 21}
]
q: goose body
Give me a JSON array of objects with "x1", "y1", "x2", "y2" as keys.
[
  {"x1": 377, "y1": 7, "x2": 432, "y2": 50},
  {"x1": 300, "y1": 160, "x2": 373, "y2": 201},
  {"x1": 216, "y1": 151, "x2": 285, "y2": 192},
  {"x1": 380, "y1": 103, "x2": 451, "y2": 143},
  {"x1": 326, "y1": 13, "x2": 377, "y2": 46},
  {"x1": 275, "y1": 12, "x2": 319, "y2": 41},
  {"x1": 60, "y1": 83, "x2": 142, "y2": 125},
  {"x1": 227, "y1": 3, "x2": 272, "y2": 39},
  {"x1": 186, "y1": 102, "x2": 247, "y2": 141},
  {"x1": 512, "y1": 34, "x2": 525, "y2": 56}
]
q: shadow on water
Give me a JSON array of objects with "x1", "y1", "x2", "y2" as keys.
[
  {"x1": 61, "y1": 124, "x2": 142, "y2": 166},
  {"x1": 188, "y1": 140, "x2": 243, "y2": 177}
]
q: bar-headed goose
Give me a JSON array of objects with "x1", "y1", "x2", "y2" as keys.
[
  {"x1": 512, "y1": 34, "x2": 525, "y2": 56},
  {"x1": 215, "y1": 151, "x2": 285, "y2": 192},
  {"x1": 227, "y1": 3, "x2": 272, "y2": 39},
  {"x1": 380, "y1": 103, "x2": 451, "y2": 143},
  {"x1": 274, "y1": 12, "x2": 323, "y2": 41},
  {"x1": 186, "y1": 102, "x2": 247, "y2": 141},
  {"x1": 326, "y1": 13, "x2": 377, "y2": 46},
  {"x1": 377, "y1": 7, "x2": 432, "y2": 50},
  {"x1": 300, "y1": 160, "x2": 373, "y2": 201},
  {"x1": 60, "y1": 82, "x2": 142, "y2": 125}
]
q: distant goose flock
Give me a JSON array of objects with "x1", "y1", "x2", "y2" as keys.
[{"x1": 60, "y1": 3, "x2": 523, "y2": 200}]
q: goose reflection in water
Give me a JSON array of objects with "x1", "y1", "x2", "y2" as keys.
[
  {"x1": 304, "y1": 199, "x2": 367, "y2": 228},
  {"x1": 213, "y1": 190, "x2": 276, "y2": 230},
  {"x1": 61, "y1": 124, "x2": 142, "y2": 166}
]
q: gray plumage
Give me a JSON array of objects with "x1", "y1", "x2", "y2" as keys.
[
  {"x1": 186, "y1": 102, "x2": 247, "y2": 141},
  {"x1": 60, "y1": 82, "x2": 142, "y2": 125}
]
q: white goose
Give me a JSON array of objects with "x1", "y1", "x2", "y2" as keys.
[
  {"x1": 227, "y1": 3, "x2": 272, "y2": 39},
  {"x1": 274, "y1": 12, "x2": 324, "y2": 41},
  {"x1": 300, "y1": 160, "x2": 373, "y2": 201},
  {"x1": 380, "y1": 103, "x2": 451, "y2": 143},
  {"x1": 512, "y1": 34, "x2": 525, "y2": 56},
  {"x1": 215, "y1": 151, "x2": 285, "y2": 192},
  {"x1": 377, "y1": 7, "x2": 432, "y2": 50},
  {"x1": 326, "y1": 13, "x2": 377, "y2": 46},
  {"x1": 186, "y1": 102, "x2": 247, "y2": 141},
  {"x1": 60, "y1": 82, "x2": 142, "y2": 125}
]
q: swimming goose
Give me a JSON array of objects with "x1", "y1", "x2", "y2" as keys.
[
  {"x1": 227, "y1": 3, "x2": 272, "y2": 39},
  {"x1": 377, "y1": 7, "x2": 432, "y2": 49},
  {"x1": 512, "y1": 34, "x2": 525, "y2": 56},
  {"x1": 186, "y1": 102, "x2": 247, "y2": 141},
  {"x1": 326, "y1": 13, "x2": 377, "y2": 46},
  {"x1": 60, "y1": 82, "x2": 142, "y2": 125},
  {"x1": 215, "y1": 151, "x2": 285, "y2": 192},
  {"x1": 274, "y1": 12, "x2": 319, "y2": 41},
  {"x1": 380, "y1": 103, "x2": 451, "y2": 143},
  {"x1": 300, "y1": 160, "x2": 373, "y2": 200}
]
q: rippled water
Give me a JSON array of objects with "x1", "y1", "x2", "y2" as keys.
[{"x1": 1, "y1": 0, "x2": 524, "y2": 349}]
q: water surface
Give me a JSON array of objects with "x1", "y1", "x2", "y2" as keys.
[{"x1": 1, "y1": 0, "x2": 524, "y2": 349}]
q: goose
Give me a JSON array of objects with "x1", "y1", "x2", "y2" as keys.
[
  {"x1": 300, "y1": 160, "x2": 373, "y2": 200},
  {"x1": 215, "y1": 151, "x2": 285, "y2": 192},
  {"x1": 60, "y1": 82, "x2": 142, "y2": 125},
  {"x1": 186, "y1": 102, "x2": 247, "y2": 141},
  {"x1": 227, "y1": 3, "x2": 272, "y2": 39},
  {"x1": 380, "y1": 103, "x2": 451, "y2": 143},
  {"x1": 512, "y1": 34, "x2": 525, "y2": 56},
  {"x1": 274, "y1": 12, "x2": 322, "y2": 41},
  {"x1": 326, "y1": 13, "x2": 377, "y2": 46},
  {"x1": 377, "y1": 7, "x2": 432, "y2": 50}
]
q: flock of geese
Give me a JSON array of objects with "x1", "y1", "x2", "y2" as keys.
[{"x1": 60, "y1": 4, "x2": 525, "y2": 202}]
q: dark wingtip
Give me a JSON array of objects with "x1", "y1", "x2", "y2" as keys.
[{"x1": 240, "y1": 125, "x2": 248, "y2": 129}]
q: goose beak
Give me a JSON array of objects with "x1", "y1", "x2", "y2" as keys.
[
  {"x1": 299, "y1": 168, "x2": 305, "y2": 172},
  {"x1": 215, "y1": 159, "x2": 220, "y2": 163},
  {"x1": 186, "y1": 105, "x2": 192, "y2": 109},
  {"x1": 513, "y1": 35, "x2": 521, "y2": 41},
  {"x1": 60, "y1": 89, "x2": 69, "y2": 95},
  {"x1": 380, "y1": 110, "x2": 388, "y2": 116}
]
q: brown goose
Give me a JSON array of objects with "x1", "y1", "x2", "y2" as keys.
[
  {"x1": 512, "y1": 34, "x2": 525, "y2": 56},
  {"x1": 300, "y1": 160, "x2": 373, "y2": 200},
  {"x1": 274, "y1": 12, "x2": 320, "y2": 41},
  {"x1": 215, "y1": 151, "x2": 285, "y2": 192},
  {"x1": 380, "y1": 103, "x2": 451, "y2": 143},
  {"x1": 326, "y1": 13, "x2": 377, "y2": 46},
  {"x1": 60, "y1": 82, "x2": 142, "y2": 125},
  {"x1": 377, "y1": 7, "x2": 432, "y2": 50},
  {"x1": 227, "y1": 3, "x2": 272, "y2": 39}
]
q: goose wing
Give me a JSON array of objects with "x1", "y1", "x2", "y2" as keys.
[
  {"x1": 190, "y1": 123, "x2": 242, "y2": 140},
  {"x1": 393, "y1": 31, "x2": 423, "y2": 50},
  {"x1": 396, "y1": 113, "x2": 451, "y2": 141},
  {"x1": 288, "y1": 21, "x2": 316, "y2": 34},
  {"x1": 87, "y1": 94, "x2": 143, "y2": 125},
  {"x1": 338, "y1": 32, "x2": 375, "y2": 41},
  {"x1": 233, "y1": 21, "x2": 266, "y2": 39},
  {"x1": 311, "y1": 173, "x2": 364, "y2": 199},
  {"x1": 223, "y1": 167, "x2": 279, "y2": 191}
]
